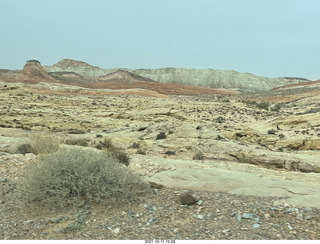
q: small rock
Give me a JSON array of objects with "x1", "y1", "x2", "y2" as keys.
[
  {"x1": 112, "y1": 227, "x2": 121, "y2": 235},
  {"x1": 284, "y1": 208, "x2": 293, "y2": 214},
  {"x1": 23, "y1": 220, "x2": 33, "y2": 225},
  {"x1": 196, "y1": 200, "x2": 203, "y2": 205},
  {"x1": 303, "y1": 207, "x2": 312, "y2": 213},
  {"x1": 252, "y1": 224, "x2": 260, "y2": 229},
  {"x1": 287, "y1": 223, "x2": 293, "y2": 230},
  {"x1": 2, "y1": 177, "x2": 7, "y2": 183},
  {"x1": 296, "y1": 213, "x2": 304, "y2": 221},
  {"x1": 197, "y1": 214, "x2": 204, "y2": 220},
  {"x1": 179, "y1": 190, "x2": 200, "y2": 205},
  {"x1": 242, "y1": 213, "x2": 254, "y2": 219},
  {"x1": 55, "y1": 228, "x2": 63, "y2": 234},
  {"x1": 148, "y1": 181, "x2": 164, "y2": 189},
  {"x1": 306, "y1": 215, "x2": 312, "y2": 220},
  {"x1": 230, "y1": 212, "x2": 236, "y2": 217},
  {"x1": 264, "y1": 214, "x2": 270, "y2": 219},
  {"x1": 254, "y1": 217, "x2": 260, "y2": 224},
  {"x1": 236, "y1": 216, "x2": 242, "y2": 221},
  {"x1": 222, "y1": 229, "x2": 230, "y2": 235}
]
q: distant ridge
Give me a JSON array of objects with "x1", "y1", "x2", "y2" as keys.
[{"x1": 43, "y1": 59, "x2": 310, "y2": 92}]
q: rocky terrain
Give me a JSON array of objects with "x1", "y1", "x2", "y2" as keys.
[{"x1": 0, "y1": 60, "x2": 320, "y2": 240}]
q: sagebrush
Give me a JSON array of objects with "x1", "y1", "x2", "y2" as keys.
[
  {"x1": 16, "y1": 148, "x2": 148, "y2": 208},
  {"x1": 16, "y1": 133, "x2": 60, "y2": 155}
]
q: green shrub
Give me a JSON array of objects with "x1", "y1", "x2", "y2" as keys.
[
  {"x1": 156, "y1": 132, "x2": 166, "y2": 140},
  {"x1": 193, "y1": 151, "x2": 204, "y2": 160},
  {"x1": 16, "y1": 148, "x2": 147, "y2": 208},
  {"x1": 65, "y1": 138, "x2": 88, "y2": 147},
  {"x1": 256, "y1": 102, "x2": 269, "y2": 110}
]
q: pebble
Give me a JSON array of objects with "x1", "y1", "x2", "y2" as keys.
[
  {"x1": 287, "y1": 223, "x2": 293, "y2": 230},
  {"x1": 303, "y1": 207, "x2": 312, "y2": 213},
  {"x1": 197, "y1": 200, "x2": 203, "y2": 205},
  {"x1": 2, "y1": 177, "x2": 7, "y2": 183},
  {"x1": 112, "y1": 227, "x2": 120, "y2": 235},
  {"x1": 296, "y1": 213, "x2": 304, "y2": 221},
  {"x1": 306, "y1": 215, "x2": 312, "y2": 220},
  {"x1": 197, "y1": 214, "x2": 204, "y2": 220},
  {"x1": 252, "y1": 224, "x2": 259, "y2": 229},
  {"x1": 254, "y1": 217, "x2": 260, "y2": 224},
  {"x1": 242, "y1": 213, "x2": 253, "y2": 219},
  {"x1": 230, "y1": 212, "x2": 236, "y2": 217},
  {"x1": 264, "y1": 213, "x2": 270, "y2": 219}
]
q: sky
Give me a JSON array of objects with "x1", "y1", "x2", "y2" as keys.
[{"x1": 1, "y1": 0, "x2": 319, "y2": 80}]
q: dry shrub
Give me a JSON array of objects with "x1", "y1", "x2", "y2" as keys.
[
  {"x1": 95, "y1": 137, "x2": 130, "y2": 166},
  {"x1": 16, "y1": 148, "x2": 147, "y2": 208},
  {"x1": 16, "y1": 133, "x2": 60, "y2": 155},
  {"x1": 65, "y1": 138, "x2": 88, "y2": 147}
]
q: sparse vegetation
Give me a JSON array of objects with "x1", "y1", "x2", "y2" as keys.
[
  {"x1": 16, "y1": 143, "x2": 35, "y2": 155},
  {"x1": 95, "y1": 137, "x2": 130, "y2": 166},
  {"x1": 17, "y1": 133, "x2": 60, "y2": 155},
  {"x1": 131, "y1": 142, "x2": 140, "y2": 149},
  {"x1": 271, "y1": 103, "x2": 282, "y2": 112},
  {"x1": 136, "y1": 149, "x2": 146, "y2": 155},
  {"x1": 65, "y1": 138, "x2": 88, "y2": 147},
  {"x1": 165, "y1": 150, "x2": 176, "y2": 156},
  {"x1": 267, "y1": 129, "x2": 276, "y2": 135},
  {"x1": 193, "y1": 151, "x2": 204, "y2": 160},
  {"x1": 256, "y1": 102, "x2": 269, "y2": 110},
  {"x1": 156, "y1": 132, "x2": 166, "y2": 140},
  {"x1": 16, "y1": 148, "x2": 148, "y2": 208}
]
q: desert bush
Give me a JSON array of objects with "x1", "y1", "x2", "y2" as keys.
[
  {"x1": 95, "y1": 137, "x2": 113, "y2": 150},
  {"x1": 271, "y1": 103, "x2": 282, "y2": 112},
  {"x1": 65, "y1": 138, "x2": 88, "y2": 147},
  {"x1": 16, "y1": 148, "x2": 148, "y2": 208},
  {"x1": 193, "y1": 151, "x2": 204, "y2": 160},
  {"x1": 242, "y1": 100, "x2": 257, "y2": 106},
  {"x1": 267, "y1": 129, "x2": 276, "y2": 135},
  {"x1": 156, "y1": 132, "x2": 166, "y2": 140},
  {"x1": 16, "y1": 143, "x2": 35, "y2": 155},
  {"x1": 131, "y1": 142, "x2": 140, "y2": 149},
  {"x1": 136, "y1": 149, "x2": 146, "y2": 155},
  {"x1": 96, "y1": 137, "x2": 130, "y2": 166},
  {"x1": 17, "y1": 133, "x2": 60, "y2": 155},
  {"x1": 256, "y1": 102, "x2": 269, "y2": 110}
]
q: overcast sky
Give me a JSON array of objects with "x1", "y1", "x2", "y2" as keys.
[{"x1": 1, "y1": 0, "x2": 319, "y2": 80}]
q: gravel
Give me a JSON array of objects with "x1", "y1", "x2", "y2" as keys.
[{"x1": 1, "y1": 185, "x2": 320, "y2": 240}]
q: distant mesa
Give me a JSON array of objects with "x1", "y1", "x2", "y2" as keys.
[
  {"x1": 16, "y1": 59, "x2": 57, "y2": 83},
  {"x1": 54, "y1": 59, "x2": 93, "y2": 68}
]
